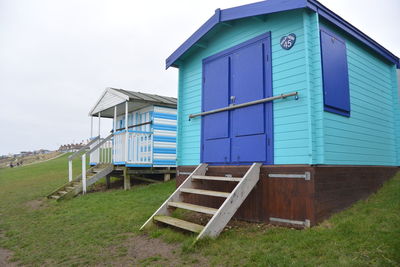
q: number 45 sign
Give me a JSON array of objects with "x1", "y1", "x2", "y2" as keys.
[{"x1": 280, "y1": 33, "x2": 296, "y2": 50}]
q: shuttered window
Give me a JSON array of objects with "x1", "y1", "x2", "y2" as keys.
[{"x1": 320, "y1": 29, "x2": 350, "y2": 116}]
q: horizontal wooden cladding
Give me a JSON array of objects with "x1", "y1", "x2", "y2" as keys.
[
  {"x1": 313, "y1": 165, "x2": 398, "y2": 223},
  {"x1": 177, "y1": 165, "x2": 398, "y2": 227},
  {"x1": 177, "y1": 165, "x2": 315, "y2": 225}
]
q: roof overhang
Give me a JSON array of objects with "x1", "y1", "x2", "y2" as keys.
[
  {"x1": 89, "y1": 87, "x2": 129, "y2": 117},
  {"x1": 89, "y1": 87, "x2": 177, "y2": 118},
  {"x1": 166, "y1": 0, "x2": 399, "y2": 69}
]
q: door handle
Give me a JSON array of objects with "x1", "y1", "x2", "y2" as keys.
[{"x1": 230, "y1": 96, "x2": 236, "y2": 106}]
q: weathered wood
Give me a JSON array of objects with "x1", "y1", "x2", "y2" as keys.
[
  {"x1": 154, "y1": 215, "x2": 204, "y2": 233},
  {"x1": 139, "y1": 164, "x2": 208, "y2": 230},
  {"x1": 180, "y1": 188, "x2": 230, "y2": 198},
  {"x1": 192, "y1": 175, "x2": 241, "y2": 182},
  {"x1": 197, "y1": 163, "x2": 261, "y2": 240},
  {"x1": 177, "y1": 165, "x2": 398, "y2": 227},
  {"x1": 131, "y1": 175, "x2": 160, "y2": 184},
  {"x1": 164, "y1": 167, "x2": 171, "y2": 181},
  {"x1": 127, "y1": 168, "x2": 176, "y2": 175},
  {"x1": 123, "y1": 167, "x2": 131, "y2": 190},
  {"x1": 105, "y1": 175, "x2": 111, "y2": 189},
  {"x1": 168, "y1": 201, "x2": 217, "y2": 215}
]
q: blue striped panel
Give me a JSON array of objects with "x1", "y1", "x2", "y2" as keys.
[
  {"x1": 153, "y1": 148, "x2": 176, "y2": 154},
  {"x1": 126, "y1": 164, "x2": 152, "y2": 167},
  {"x1": 153, "y1": 160, "x2": 176, "y2": 165},
  {"x1": 153, "y1": 124, "x2": 177, "y2": 131},
  {"x1": 154, "y1": 136, "x2": 176, "y2": 142},
  {"x1": 153, "y1": 112, "x2": 177, "y2": 120}
]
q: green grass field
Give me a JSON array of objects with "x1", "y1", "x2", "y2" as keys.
[{"x1": 0, "y1": 154, "x2": 399, "y2": 266}]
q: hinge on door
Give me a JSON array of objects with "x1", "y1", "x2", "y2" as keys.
[{"x1": 266, "y1": 54, "x2": 269, "y2": 62}]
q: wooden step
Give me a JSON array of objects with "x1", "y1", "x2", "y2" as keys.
[
  {"x1": 192, "y1": 175, "x2": 241, "y2": 182},
  {"x1": 180, "y1": 188, "x2": 230, "y2": 198},
  {"x1": 59, "y1": 191, "x2": 68, "y2": 195},
  {"x1": 66, "y1": 186, "x2": 75, "y2": 190},
  {"x1": 50, "y1": 195, "x2": 60, "y2": 199},
  {"x1": 154, "y1": 215, "x2": 204, "y2": 233},
  {"x1": 168, "y1": 201, "x2": 217, "y2": 215}
]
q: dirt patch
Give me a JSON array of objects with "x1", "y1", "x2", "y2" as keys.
[
  {"x1": 24, "y1": 199, "x2": 47, "y2": 210},
  {"x1": 0, "y1": 248, "x2": 17, "y2": 267},
  {"x1": 101, "y1": 234, "x2": 208, "y2": 266}
]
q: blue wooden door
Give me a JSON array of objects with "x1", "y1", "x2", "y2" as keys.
[{"x1": 202, "y1": 33, "x2": 273, "y2": 165}]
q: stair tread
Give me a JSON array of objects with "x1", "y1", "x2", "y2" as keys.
[
  {"x1": 59, "y1": 191, "x2": 68, "y2": 194},
  {"x1": 50, "y1": 195, "x2": 60, "y2": 199},
  {"x1": 192, "y1": 175, "x2": 241, "y2": 182},
  {"x1": 168, "y1": 201, "x2": 218, "y2": 215},
  {"x1": 154, "y1": 215, "x2": 204, "y2": 233},
  {"x1": 180, "y1": 188, "x2": 230, "y2": 198}
]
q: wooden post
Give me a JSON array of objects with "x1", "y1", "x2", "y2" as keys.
[
  {"x1": 123, "y1": 167, "x2": 131, "y2": 190},
  {"x1": 82, "y1": 154, "x2": 87, "y2": 194},
  {"x1": 106, "y1": 175, "x2": 111, "y2": 189},
  {"x1": 164, "y1": 167, "x2": 171, "y2": 181},
  {"x1": 68, "y1": 160, "x2": 72, "y2": 182}
]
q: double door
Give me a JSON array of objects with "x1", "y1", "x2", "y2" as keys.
[{"x1": 201, "y1": 33, "x2": 273, "y2": 165}]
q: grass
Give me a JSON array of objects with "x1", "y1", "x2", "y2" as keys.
[{"x1": 0, "y1": 153, "x2": 399, "y2": 266}]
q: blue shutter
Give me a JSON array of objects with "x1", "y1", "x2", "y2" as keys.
[{"x1": 320, "y1": 29, "x2": 350, "y2": 116}]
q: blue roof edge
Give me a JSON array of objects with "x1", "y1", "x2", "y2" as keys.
[
  {"x1": 165, "y1": 0, "x2": 399, "y2": 69},
  {"x1": 307, "y1": 0, "x2": 400, "y2": 69}
]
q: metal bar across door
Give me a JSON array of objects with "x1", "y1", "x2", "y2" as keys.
[{"x1": 190, "y1": 91, "x2": 298, "y2": 119}]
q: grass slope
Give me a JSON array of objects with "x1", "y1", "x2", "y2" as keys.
[{"x1": 0, "y1": 154, "x2": 399, "y2": 266}]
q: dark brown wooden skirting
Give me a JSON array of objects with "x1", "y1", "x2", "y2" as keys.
[{"x1": 177, "y1": 165, "x2": 398, "y2": 227}]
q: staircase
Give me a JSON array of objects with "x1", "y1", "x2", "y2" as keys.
[
  {"x1": 140, "y1": 163, "x2": 261, "y2": 240},
  {"x1": 47, "y1": 164, "x2": 113, "y2": 201}
]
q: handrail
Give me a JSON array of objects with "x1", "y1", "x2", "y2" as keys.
[
  {"x1": 189, "y1": 91, "x2": 299, "y2": 119},
  {"x1": 85, "y1": 133, "x2": 113, "y2": 156},
  {"x1": 68, "y1": 136, "x2": 100, "y2": 160},
  {"x1": 112, "y1": 121, "x2": 152, "y2": 132}
]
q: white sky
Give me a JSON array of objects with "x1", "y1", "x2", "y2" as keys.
[{"x1": 0, "y1": 0, "x2": 399, "y2": 155}]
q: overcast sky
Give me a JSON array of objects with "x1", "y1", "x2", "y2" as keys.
[{"x1": 0, "y1": 0, "x2": 399, "y2": 155}]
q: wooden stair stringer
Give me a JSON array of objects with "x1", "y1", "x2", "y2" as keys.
[
  {"x1": 196, "y1": 162, "x2": 262, "y2": 240},
  {"x1": 47, "y1": 164, "x2": 113, "y2": 201},
  {"x1": 139, "y1": 163, "x2": 208, "y2": 230}
]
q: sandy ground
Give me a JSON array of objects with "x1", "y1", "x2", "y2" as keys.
[
  {"x1": 0, "y1": 231, "x2": 17, "y2": 267},
  {"x1": 99, "y1": 234, "x2": 209, "y2": 267}
]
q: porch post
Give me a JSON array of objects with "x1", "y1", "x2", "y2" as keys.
[
  {"x1": 125, "y1": 101, "x2": 128, "y2": 164},
  {"x1": 98, "y1": 112, "x2": 101, "y2": 137},
  {"x1": 114, "y1": 106, "x2": 117, "y2": 132},
  {"x1": 90, "y1": 116, "x2": 93, "y2": 138},
  {"x1": 123, "y1": 167, "x2": 131, "y2": 190}
]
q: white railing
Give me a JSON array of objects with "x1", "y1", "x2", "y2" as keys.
[
  {"x1": 68, "y1": 136, "x2": 100, "y2": 182},
  {"x1": 113, "y1": 130, "x2": 153, "y2": 165},
  {"x1": 67, "y1": 130, "x2": 152, "y2": 194},
  {"x1": 113, "y1": 131, "x2": 126, "y2": 164},
  {"x1": 82, "y1": 133, "x2": 113, "y2": 194},
  {"x1": 127, "y1": 131, "x2": 153, "y2": 164},
  {"x1": 89, "y1": 137, "x2": 113, "y2": 165}
]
